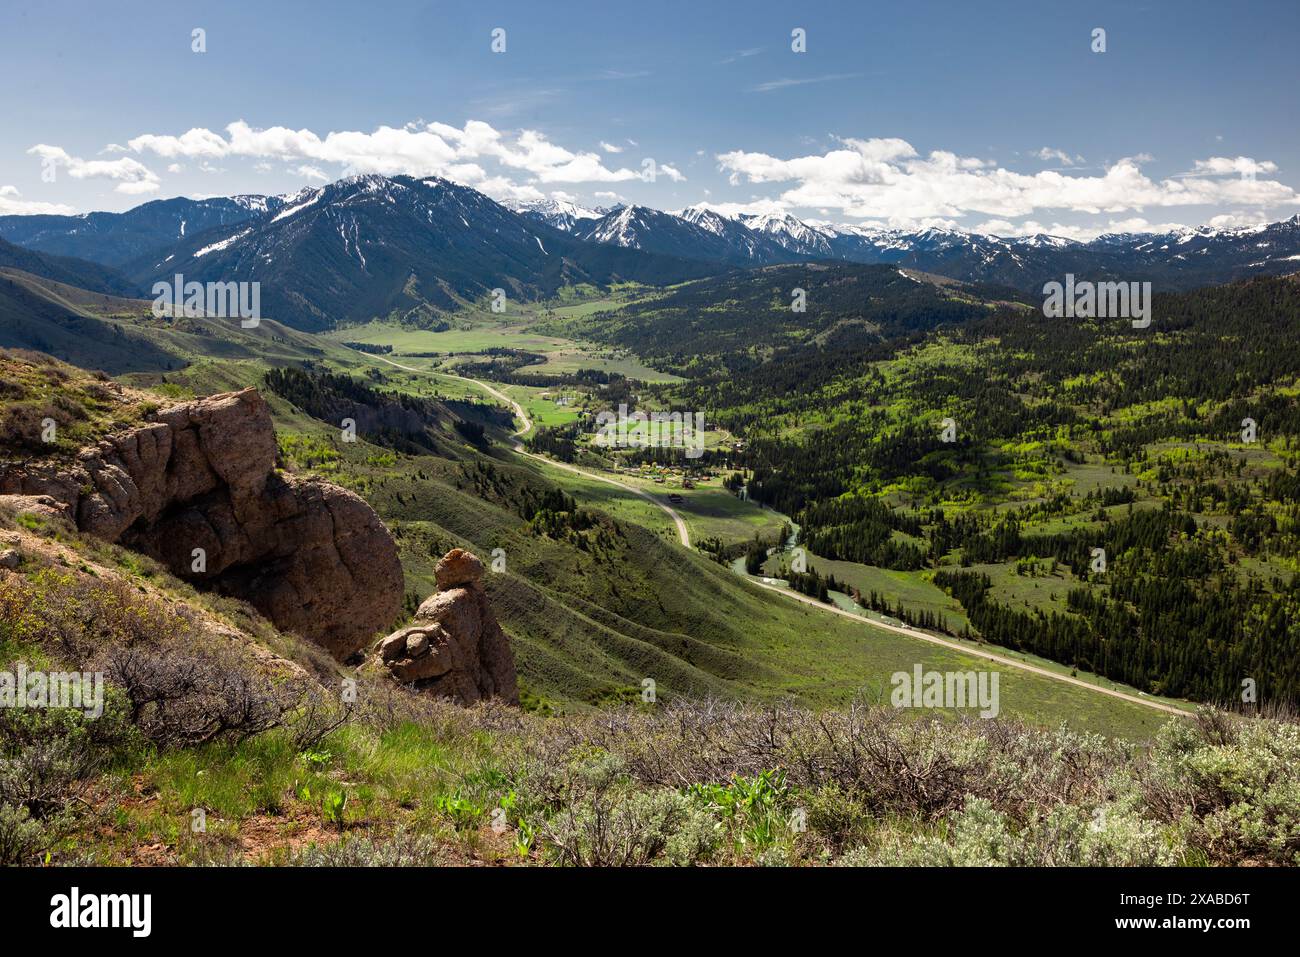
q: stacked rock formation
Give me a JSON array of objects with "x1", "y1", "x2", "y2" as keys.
[{"x1": 375, "y1": 548, "x2": 519, "y2": 705}]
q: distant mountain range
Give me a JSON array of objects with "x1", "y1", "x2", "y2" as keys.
[
  {"x1": 0, "y1": 195, "x2": 281, "y2": 269},
  {"x1": 1, "y1": 176, "x2": 1299, "y2": 331},
  {"x1": 570, "y1": 204, "x2": 795, "y2": 265},
  {"x1": 517, "y1": 197, "x2": 1300, "y2": 291},
  {"x1": 74, "y1": 175, "x2": 714, "y2": 331}
]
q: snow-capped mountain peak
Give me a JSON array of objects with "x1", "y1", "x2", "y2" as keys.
[
  {"x1": 736, "y1": 211, "x2": 834, "y2": 256},
  {"x1": 586, "y1": 205, "x2": 654, "y2": 245},
  {"x1": 677, "y1": 204, "x2": 738, "y2": 237},
  {"x1": 505, "y1": 197, "x2": 606, "y2": 233},
  {"x1": 1011, "y1": 233, "x2": 1080, "y2": 249}
]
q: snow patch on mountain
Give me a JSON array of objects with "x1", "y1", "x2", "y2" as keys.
[
  {"x1": 193, "y1": 228, "x2": 252, "y2": 258},
  {"x1": 272, "y1": 188, "x2": 323, "y2": 223}
]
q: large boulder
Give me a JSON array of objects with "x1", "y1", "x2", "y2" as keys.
[
  {"x1": 374, "y1": 548, "x2": 519, "y2": 705},
  {"x1": 435, "y1": 548, "x2": 485, "y2": 588},
  {"x1": 0, "y1": 388, "x2": 402, "y2": 659}
]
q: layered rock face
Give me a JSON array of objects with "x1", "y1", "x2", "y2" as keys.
[
  {"x1": 375, "y1": 548, "x2": 519, "y2": 705},
  {"x1": 0, "y1": 388, "x2": 402, "y2": 659}
]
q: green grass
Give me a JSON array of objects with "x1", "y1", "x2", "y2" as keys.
[
  {"x1": 524, "y1": 348, "x2": 679, "y2": 381},
  {"x1": 330, "y1": 320, "x2": 573, "y2": 355},
  {"x1": 968, "y1": 561, "x2": 1082, "y2": 616},
  {"x1": 327, "y1": 313, "x2": 680, "y2": 383},
  {"x1": 543, "y1": 297, "x2": 625, "y2": 319},
  {"x1": 764, "y1": 553, "x2": 972, "y2": 632},
  {"x1": 148, "y1": 732, "x2": 307, "y2": 820},
  {"x1": 500, "y1": 384, "x2": 582, "y2": 430},
  {"x1": 513, "y1": 462, "x2": 682, "y2": 539},
  {"x1": 516, "y1": 451, "x2": 788, "y2": 545},
  {"x1": 66, "y1": 683, "x2": 1293, "y2": 867},
  {"x1": 671, "y1": 485, "x2": 788, "y2": 544}
]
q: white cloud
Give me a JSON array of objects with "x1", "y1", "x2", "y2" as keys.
[
  {"x1": 294, "y1": 164, "x2": 330, "y2": 182},
  {"x1": 657, "y1": 163, "x2": 685, "y2": 182},
  {"x1": 1033, "y1": 147, "x2": 1082, "y2": 166},
  {"x1": 972, "y1": 217, "x2": 1192, "y2": 241},
  {"x1": 121, "y1": 119, "x2": 647, "y2": 189},
  {"x1": 685, "y1": 197, "x2": 790, "y2": 218},
  {"x1": 0, "y1": 185, "x2": 75, "y2": 215},
  {"x1": 115, "y1": 180, "x2": 161, "y2": 195},
  {"x1": 127, "y1": 127, "x2": 229, "y2": 159},
  {"x1": 1188, "y1": 156, "x2": 1278, "y2": 177},
  {"x1": 473, "y1": 177, "x2": 546, "y2": 203},
  {"x1": 750, "y1": 73, "x2": 862, "y2": 93},
  {"x1": 599, "y1": 141, "x2": 623, "y2": 153},
  {"x1": 716, "y1": 137, "x2": 1300, "y2": 226},
  {"x1": 1204, "y1": 210, "x2": 1272, "y2": 229},
  {"x1": 26, "y1": 144, "x2": 160, "y2": 194}
]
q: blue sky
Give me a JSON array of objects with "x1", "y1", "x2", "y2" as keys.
[{"x1": 3, "y1": 0, "x2": 1298, "y2": 238}]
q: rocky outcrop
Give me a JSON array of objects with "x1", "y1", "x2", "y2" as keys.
[
  {"x1": 0, "y1": 388, "x2": 402, "y2": 659},
  {"x1": 373, "y1": 548, "x2": 519, "y2": 705},
  {"x1": 0, "y1": 494, "x2": 65, "y2": 524}
]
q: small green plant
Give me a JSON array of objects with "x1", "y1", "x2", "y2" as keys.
[
  {"x1": 687, "y1": 769, "x2": 789, "y2": 854},
  {"x1": 321, "y1": 788, "x2": 348, "y2": 830},
  {"x1": 300, "y1": 748, "x2": 332, "y2": 770},
  {"x1": 689, "y1": 769, "x2": 786, "y2": 817},
  {"x1": 14, "y1": 513, "x2": 43, "y2": 532},
  {"x1": 513, "y1": 818, "x2": 537, "y2": 858},
  {"x1": 432, "y1": 792, "x2": 486, "y2": 830}
]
